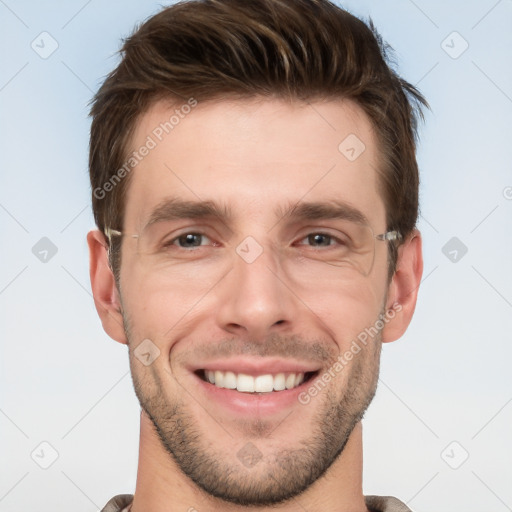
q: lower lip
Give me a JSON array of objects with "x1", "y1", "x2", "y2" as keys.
[{"x1": 193, "y1": 372, "x2": 317, "y2": 416}]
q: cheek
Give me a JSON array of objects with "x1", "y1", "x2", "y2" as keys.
[
  {"x1": 119, "y1": 263, "x2": 216, "y2": 343},
  {"x1": 306, "y1": 279, "x2": 384, "y2": 348}
]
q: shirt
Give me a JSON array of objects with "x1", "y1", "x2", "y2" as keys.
[{"x1": 101, "y1": 493, "x2": 413, "y2": 511}]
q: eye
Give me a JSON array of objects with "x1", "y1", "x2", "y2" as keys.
[
  {"x1": 166, "y1": 232, "x2": 213, "y2": 249},
  {"x1": 297, "y1": 232, "x2": 346, "y2": 248}
]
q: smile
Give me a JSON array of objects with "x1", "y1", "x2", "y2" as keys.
[{"x1": 196, "y1": 369, "x2": 318, "y2": 394}]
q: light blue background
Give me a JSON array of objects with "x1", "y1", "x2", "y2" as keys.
[{"x1": 1, "y1": 1, "x2": 511, "y2": 511}]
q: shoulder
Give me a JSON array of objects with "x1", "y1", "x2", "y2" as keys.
[
  {"x1": 100, "y1": 494, "x2": 134, "y2": 512},
  {"x1": 101, "y1": 493, "x2": 410, "y2": 512},
  {"x1": 365, "y1": 495, "x2": 413, "y2": 512}
]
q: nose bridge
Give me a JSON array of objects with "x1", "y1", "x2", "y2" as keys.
[
  {"x1": 235, "y1": 235, "x2": 281, "y2": 287},
  {"x1": 215, "y1": 235, "x2": 296, "y2": 337}
]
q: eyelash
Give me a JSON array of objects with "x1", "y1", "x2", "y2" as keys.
[{"x1": 163, "y1": 231, "x2": 347, "y2": 250}]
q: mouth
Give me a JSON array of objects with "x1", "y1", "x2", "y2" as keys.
[
  {"x1": 188, "y1": 358, "x2": 322, "y2": 415},
  {"x1": 194, "y1": 369, "x2": 319, "y2": 394}
]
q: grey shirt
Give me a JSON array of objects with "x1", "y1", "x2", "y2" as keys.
[{"x1": 101, "y1": 494, "x2": 413, "y2": 511}]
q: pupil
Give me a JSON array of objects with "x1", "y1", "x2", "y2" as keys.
[
  {"x1": 310, "y1": 234, "x2": 330, "y2": 246},
  {"x1": 180, "y1": 234, "x2": 201, "y2": 247}
]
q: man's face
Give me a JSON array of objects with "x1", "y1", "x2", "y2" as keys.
[{"x1": 118, "y1": 98, "x2": 391, "y2": 505}]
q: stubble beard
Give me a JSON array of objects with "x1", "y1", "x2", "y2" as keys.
[{"x1": 123, "y1": 312, "x2": 382, "y2": 507}]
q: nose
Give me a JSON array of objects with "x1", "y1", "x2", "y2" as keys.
[{"x1": 215, "y1": 241, "x2": 299, "y2": 340}]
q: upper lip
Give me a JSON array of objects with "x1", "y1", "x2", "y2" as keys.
[{"x1": 189, "y1": 357, "x2": 321, "y2": 376}]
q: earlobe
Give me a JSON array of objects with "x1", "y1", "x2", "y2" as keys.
[
  {"x1": 87, "y1": 229, "x2": 127, "y2": 345},
  {"x1": 381, "y1": 228, "x2": 423, "y2": 343}
]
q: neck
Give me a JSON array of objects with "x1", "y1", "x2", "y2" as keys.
[{"x1": 130, "y1": 411, "x2": 368, "y2": 512}]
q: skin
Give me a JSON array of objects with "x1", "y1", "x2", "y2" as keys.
[{"x1": 88, "y1": 97, "x2": 423, "y2": 512}]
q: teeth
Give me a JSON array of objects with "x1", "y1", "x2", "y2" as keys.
[
  {"x1": 285, "y1": 373, "x2": 296, "y2": 389},
  {"x1": 204, "y1": 370, "x2": 306, "y2": 393},
  {"x1": 254, "y1": 374, "x2": 274, "y2": 392},
  {"x1": 273, "y1": 373, "x2": 286, "y2": 391},
  {"x1": 223, "y1": 371, "x2": 237, "y2": 389},
  {"x1": 237, "y1": 373, "x2": 255, "y2": 392}
]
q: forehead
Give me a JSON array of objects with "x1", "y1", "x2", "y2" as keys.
[{"x1": 123, "y1": 97, "x2": 385, "y2": 231}]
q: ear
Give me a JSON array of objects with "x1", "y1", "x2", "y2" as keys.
[
  {"x1": 381, "y1": 228, "x2": 423, "y2": 343},
  {"x1": 87, "y1": 229, "x2": 127, "y2": 345}
]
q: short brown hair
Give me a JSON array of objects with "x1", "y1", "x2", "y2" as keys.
[{"x1": 89, "y1": 0, "x2": 428, "y2": 285}]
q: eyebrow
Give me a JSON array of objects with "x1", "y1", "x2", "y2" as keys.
[
  {"x1": 275, "y1": 200, "x2": 368, "y2": 225},
  {"x1": 142, "y1": 196, "x2": 368, "y2": 231},
  {"x1": 143, "y1": 197, "x2": 234, "y2": 230}
]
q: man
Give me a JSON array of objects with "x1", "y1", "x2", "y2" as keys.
[{"x1": 87, "y1": 0, "x2": 426, "y2": 510}]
